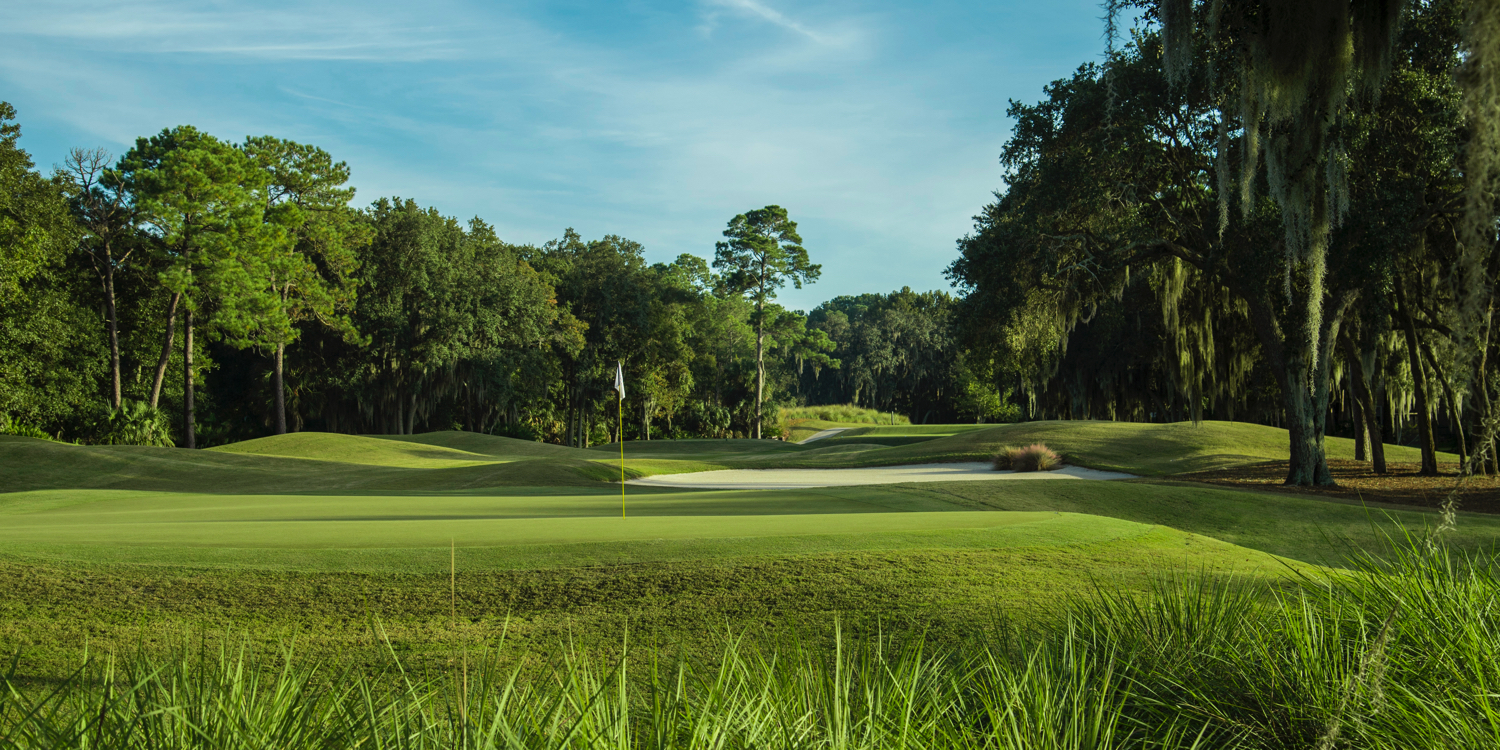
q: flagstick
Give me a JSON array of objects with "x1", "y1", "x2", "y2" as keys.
[{"x1": 619, "y1": 389, "x2": 625, "y2": 518}]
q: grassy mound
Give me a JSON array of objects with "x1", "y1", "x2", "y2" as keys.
[
  {"x1": 755, "y1": 420, "x2": 1447, "y2": 474},
  {"x1": 0, "y1": 434, "x2": 608, "y2": 493},
  {"x1": 215, "y1": 430, "x2": 594, "y2": 466},
  {"x1": 2, "y1": 421, "x2": 1457, "y2": 494},
  {"x1": 375, "y1": 430, "x2": 591, "y2": 459}
]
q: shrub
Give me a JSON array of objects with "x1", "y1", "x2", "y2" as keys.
[
  {"x1": 993, "y1": 443, "x2": 1062, "y2": 472},
  {"x1": 0, "y1": 414, "x2": 52, "y2": 440},
  {"x1": 94, "y1": 400, "x2": 175, "y2": 447}
]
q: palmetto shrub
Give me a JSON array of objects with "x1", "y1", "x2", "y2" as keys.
[
  {"x1": 993, "y1": 443, "x2": 1062, "y2": 471},
  {"x1": 95, "y1": 400, "x2": 175, "y2": 447},
  {"x1": 0, "y1": 415, "x2": 51, "y2": 440}
]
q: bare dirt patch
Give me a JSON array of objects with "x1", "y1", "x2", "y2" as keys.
[{"x1": 1178, "y1": 459, "x2": 1500, "y2": 514}]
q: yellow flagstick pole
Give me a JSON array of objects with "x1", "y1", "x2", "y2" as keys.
[{"x1": 619, "y1": 388, "x2": 625, "y2": 518}]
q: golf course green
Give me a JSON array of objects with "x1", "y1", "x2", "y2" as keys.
[{"x1": 1, "y1": 420, "x2": 1492, "y2": 680}]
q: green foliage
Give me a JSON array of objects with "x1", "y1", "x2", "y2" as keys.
[
  {"x1": 94, "y1": 399, "x2": 175, "y2": 447},
  {"x1": 0, "y1": 102, "x2": 77, "y2": 305},
  {"x1": 779, "y1": 404, "x2": 911, "y2": 425},
  {"x1": 0, "y1": 103, "x2": 106, "y2": 434},
  {"x1": 221, "y1": 137, "x2": 367, "y2": 373},
  {"x1": 0, "y1": 415, "x2": 51, "y2": 440},
  {"x1": 713, "y1": 205, "x2": 820, "y2": 304},
  {"x1": 801, "y1": 288, "x2": 956, "y2": 421}
]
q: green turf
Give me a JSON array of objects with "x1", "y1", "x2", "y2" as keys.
[
  {"x1": 1, "y1": 422, "x2": 1485, "y2": 683},
  {"x1": 2, "y1": 422, "x2": 1454, "y2": 494},
  {"x1": 738, "y1": 420, "x2": 1449, "y2": 473}
]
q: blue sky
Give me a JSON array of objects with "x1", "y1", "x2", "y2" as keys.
[{"x1": 2, "y1": 0, "x2": 1122, "y2": 311}]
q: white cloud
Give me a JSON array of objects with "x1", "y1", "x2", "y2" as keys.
[
  {"x1": 706, "y1": 0, "x2": 826, "y2": 43},
  {"x1": 1, "y1": 0, "x2": 1086, "y2": 306}
]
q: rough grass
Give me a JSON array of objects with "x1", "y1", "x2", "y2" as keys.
[
  {"x1": 5, "y1": 543, "x2": 1496, "y2": 749},
  {"x1": 993, "y1": 443, "x2": 1062, "y2": 472},
  {"x1": 780, "y1": 404, "x2": 911, "y2": 425}
]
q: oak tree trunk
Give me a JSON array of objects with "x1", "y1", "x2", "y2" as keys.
[
  {"x1": 1340, "y1": 334, "x2": 1388, "y2": 474},
  {"x1": 1395, "y1": 278, "x2": 1439, "y2": 475}
]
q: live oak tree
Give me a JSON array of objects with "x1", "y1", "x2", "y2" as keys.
[
  {"x1": 713, "y1": 205, "x2": 820, "y2": 439},
  {"x1": 951, "y1": 1, "x2": 1484, "y2": 486},
  {"x1": 346, "y1": 199, "x2": 556, "y2": 435}
]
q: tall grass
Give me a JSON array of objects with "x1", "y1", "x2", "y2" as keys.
[
  {"x1": 780, "y1": 405, "x2": 911, "y2": 426},
  {"x1": 993, "y1": 443, "x2": 1063, "y2": 471},
  {"x1": 4, "y1": 540, "x2": 1496, "y2": 748}
]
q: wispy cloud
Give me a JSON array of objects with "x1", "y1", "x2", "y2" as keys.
[
  {"x1": 1, "y1": 0, "x2": 1112, "y2": 308},
  {"x1": 706, "y1": 0, "x2": 829, "y2": 44},
  {"x1": 1, "y1": 1, "x2": 481, "y2": 61}
]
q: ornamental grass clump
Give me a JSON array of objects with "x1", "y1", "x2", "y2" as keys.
[{"x1": 993, "y1": 443, "x2": 1062, "y2": 472}]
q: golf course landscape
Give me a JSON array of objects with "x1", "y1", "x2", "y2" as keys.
[
  {"x1": 7, "y1": 0, "x2": 1500, "y2": 742},
  {"x1": 5, "y1": 422, "x2": 1500, "y2": 746},
  {"x1": 1, "y1": 419, "x2": 1492, "y2": 664}
]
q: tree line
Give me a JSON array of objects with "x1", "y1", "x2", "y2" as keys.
[
  {"x1": 948, "y1": 0, "x2": 1499, "y2": 484},
  {"x1": 0, "y1": 111, "x2": 993, "y2": 447}
]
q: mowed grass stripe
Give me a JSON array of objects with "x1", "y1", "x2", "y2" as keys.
[
  {"x1": 0, "y1": 517, "x2": 1244, "y2": 575},
  {"x1": 0, "y1": 509, "x2": 1070, "y2": 548},
  {"x1": 0, "y1": 484, "x2": 961, "y2": 520}
]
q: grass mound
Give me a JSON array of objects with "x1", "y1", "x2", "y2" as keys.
[
  {"x1": 809, "y1": 420, "x2": 1448, "y2": 475},
  {"x1": 375, "y1": 430, "x2": 591, "y2": 459},
  {"x1": 214, "y1": 430, "x2": 595, "y2": 466},
  {"x1": 0, "y1": 434, "x2": 606, "y2": 493}
]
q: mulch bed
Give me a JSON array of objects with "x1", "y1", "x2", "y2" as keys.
[{"x1": 1177, "y1": 459, "x2": 1500, "y2": 515}]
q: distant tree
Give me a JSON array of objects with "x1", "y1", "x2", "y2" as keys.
[
  {"x1": 0, "y1": 102, "x2": 74, "y2": 305},
  {"x1": 713, "y1": 206, "x2": 820, "y2": 438},
  {"x1": 119, "y1": 126, "x2": 267, "y2": 448},
  {"x1": 533, "y1": 229, "x2": 653, "y2": 447},
  {"x1": 60, "y1": 147, "x2": 138, "y2": 408},
  {"x1": 0, "y1": 103, "x2": 103, "y2": 433},
  {"x1": 347, "y1": 200, "x2": 555, "y2": 435},
  {"x1": 231, "y1": 136, "x2": 368, "y2": 434}
]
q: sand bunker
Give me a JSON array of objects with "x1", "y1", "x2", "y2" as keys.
[{"x1": 626, "y1": 462, "x2": 1136, "y2": 489}]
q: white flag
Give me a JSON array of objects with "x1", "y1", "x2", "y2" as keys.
[{"x1": 614, "y1": 361, "x2": 626, "y2": 400}]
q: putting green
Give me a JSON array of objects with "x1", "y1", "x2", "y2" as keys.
[{"x1": 0, "y1": 485, "x2": 1181, "y2": 573}]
